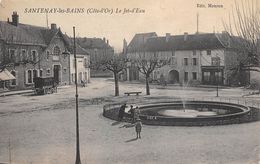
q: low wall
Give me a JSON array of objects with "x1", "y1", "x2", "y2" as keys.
[{"x1": 103, "y1": 101, "x2": 259, "y2": 126}]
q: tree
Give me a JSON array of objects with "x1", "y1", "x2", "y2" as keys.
[
  {"x1": 91, "y1": 54, "x2": 127, "y2": 96},
  {"x1": 131, "y1": 54, "x2": 168, "y2": 95},
  {"x1": 222, "y1": 0, "x2": 260, "y2": 85}
]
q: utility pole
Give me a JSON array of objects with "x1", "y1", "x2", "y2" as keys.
[
  {"x1": 9, "y1": 137, "x2": 11, "y2": 164},
  {"x1": 216, "y1": 57, "x2": 220, "y2": 97},
  {"x1": 74, "y1": 26, "x2": 81, "y2": 164}
]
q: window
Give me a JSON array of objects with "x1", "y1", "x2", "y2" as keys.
[
  {"x1": 9, "y1": 49, "x2": 15, "y2": 61},
  {"x1": 10, "y1": 70, "x2": 16, "y2": 85},
  {"x1": 40, "y1": 70, "x2": 43, "y2": 77},
  {"x1": 84, "y1": 58, "x2": 88, "y2": 67},
  {"x1": 21, "y1": 50, "x2": 27, "y2": 61},
  {"x1": 27, "y1": 70, "x2": 32, "y2": 84},
  {"x1": 72, "y1": 73, "x2": 74, "y2": 82},
  {"x1": 192, "y1": 72, "x2": 197, "y2": 80},
  {"x1": 207, "y1": 50, "x2": 211, "y2": 55},
  {"x1": 46, "y1": 51, "x2": 50, "y2": 60},
  {"x1": 47, "y1": 69, "x2": 51, "y2": 74},
  {"x1": 64, "y1": 68, "x2": 67, "y2": 73},
  {"x1": 31, "y1": 50, "x2": 37, "y2": 62},
  {"x1": 212, "y1": 57, "x2": 220, "y2": 66},
  {"x1": 53, "y1": 46, "x2": 60, "y2": 60},
  {"x1": 184, "y1": 58, "x2": 188, "y2": 66},
  {"x1": 53, "y1": 46, "x2": 60, "y2": 55},
  {"x1": 192, "y1": 58, "x2": 197, "y2": 66},
  {"x1": 184, "y1": 72, "x2": 188, "y2": 82}
]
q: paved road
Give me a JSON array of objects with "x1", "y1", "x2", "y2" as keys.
[{"x1": 0, "y1": 78, "x2": 259, "y2": 164}]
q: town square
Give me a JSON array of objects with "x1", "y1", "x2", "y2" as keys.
[{"x1": 0, "y1": 0, "x2": 260, "y2": 163}]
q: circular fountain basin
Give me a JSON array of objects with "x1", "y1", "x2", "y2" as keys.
[
  {"x1": 136, "y1": 101, "x2": 251, "y2": 126},
  {"x1": 103, "y1": 100, "x2": 253, "y2": 126}
]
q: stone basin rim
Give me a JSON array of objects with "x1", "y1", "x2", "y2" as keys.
[{"x1": 138, "y1": 101, "x2": 250, "y2": 119}]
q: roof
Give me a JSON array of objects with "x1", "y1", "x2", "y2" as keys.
[
  {"x1": 76, "y1": 37, "x2": 112, "y2": 49},
  {"x1": 62, "y1": 34, "x2": 90, "y2": 55},
  {"x1": 127, "y1": 32, "x2": 157, "y2": 52},
  {"x1": 145, "y1": 33, "x2": 226, "y2": 52},
  {"x1": 0, "y1": 69, "x2": 15, "y2": 81},
  {"x1": 0, "y1": 21, "x2": 59, "y2": 46}
]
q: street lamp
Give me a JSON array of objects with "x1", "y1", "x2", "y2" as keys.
[
  {"x1": 216, "y1": 57, "x2": 220, "y2": 97},
  {"x1": 73, "y1": 26, "x2": 81, "y2": 164}
]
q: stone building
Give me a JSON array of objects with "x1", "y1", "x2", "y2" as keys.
[
  {"x1": 76, "y1": 37, "x2": 114, "y2": 77},
  {"x1": 124, "y1": 32, "x2": 157, "y2": 81},
  {"x1": 125, "y1": 32, "x2": 248, "y2": 86},
  {"x1": 0, "y1": 12, "x2": 73, "y2": 90}
]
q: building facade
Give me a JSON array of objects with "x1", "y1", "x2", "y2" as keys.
[
  {"x1": 0, "y1": 12, "x2": 72, "y2": 90},
  {"x1": 69, "y1": 50, "x2": 90, "y2": 85},
  {"x1": 76, "y1": 37, "x2": 114, "y2": 77},
  {"x1": 125, "y1": 32, "x2": 246, "y2": 86}
]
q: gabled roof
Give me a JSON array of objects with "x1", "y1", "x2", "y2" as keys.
[
  {"x1": 76, "y1": 37, "x2": 112, "y2": 49},
  {"x1": 146, "y1": 33, "x2": 226, "y2": 52},
  {"x1": 62, "y1": 34, "x2": 90, "y2": 55},
  {"x1": 127, "y1": 32, "x2": 157, "y2": 52},
  {"x1": 0, "y1": 21, "x2": 59, "y2": 46},
  {"x1": 0, "y1": 21, "x2": 89, "y2": 55}
]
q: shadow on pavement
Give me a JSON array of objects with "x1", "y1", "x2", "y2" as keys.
[
  {"x1": 111, "y1": 121, "x2": 121, "y2": 126},
  {"x1": 125, "y1": 138, "x2": 138, "y2": 143},
  {"x1": 119, "y1": 123, "x2": 135, "y2": 128}
]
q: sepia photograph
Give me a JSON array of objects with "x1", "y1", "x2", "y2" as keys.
[{"x1": 0, "y1": 0, "x2": 259, "y2": 163}]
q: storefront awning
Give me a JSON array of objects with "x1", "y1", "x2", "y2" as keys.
[{"x1": 0, "y1": 69, "x2": 16, "y2": 81}]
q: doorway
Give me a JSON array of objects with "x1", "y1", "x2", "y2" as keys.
[
  {"x1": 53, "y1": 65, "x2": 60, "y2": 84},
  {"x1": 168, "y1": 70, "x2": 179, "y2": 84}
]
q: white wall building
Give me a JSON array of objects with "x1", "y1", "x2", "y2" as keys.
[{"x1": 69, "y1": 52, "x2": 90, "y2": 84}]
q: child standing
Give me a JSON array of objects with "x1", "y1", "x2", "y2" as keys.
[{"x1": 135, "y1": 118, "x2": 142, "y2": 139}]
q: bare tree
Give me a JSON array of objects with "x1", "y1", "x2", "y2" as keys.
[
  {"x1": 131, "y1": 54, "x2": 168, "y2": 95},
  {"x1": 91, "y1": 54, "x2": 127, "y2": 96},
  {"x1": 222, "y1": 0, "x2": 260, "y2": 85}
]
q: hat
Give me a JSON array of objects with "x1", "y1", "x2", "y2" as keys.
[{"x1": 136, "y1": 118, "x2": 141, "y2": 121}]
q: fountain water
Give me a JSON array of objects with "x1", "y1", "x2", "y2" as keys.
[{"x1": 180, "y1": 79, "x2": 189, "y2": 112}]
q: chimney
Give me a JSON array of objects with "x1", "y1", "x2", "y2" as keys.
[
  {"x1": 103, "y1": 37, "x2": 106, "y2": 42},
  {"x1": 166, "y1": 33, "x2": 171, "y2": 42},
  {"x1": 50, "y1": 23, "x2": 57, "y2": 30},
  {"x1": 184, "y1": 32, "x2": 188, "y2": 41},
  {"x1": 123, "y1": 38, "x2": 128, "y2": 55},
  {"x1": 12, "y1": 11, "x2": 19, "y2": 26},
  {"x1": 106, "y1": 39, "x2": 109, "y2": 45}
]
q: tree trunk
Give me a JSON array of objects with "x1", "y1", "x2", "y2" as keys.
[
  {"x1": 145, "y1": 75, "x2": 150, "y2": 95},
  {"x1": 114, "y1": 72, "x2": 119, "y2": 96}
]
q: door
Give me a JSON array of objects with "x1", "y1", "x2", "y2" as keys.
[{"x1": 53, "y1": 65, "x2": 60, "y2": 84}]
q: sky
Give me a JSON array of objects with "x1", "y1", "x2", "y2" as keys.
[{"x1": 0, "y1": 0, "x2": 257, "y2": 52}]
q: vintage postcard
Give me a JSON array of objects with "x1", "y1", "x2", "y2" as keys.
[{"x1": 0, "y1": 0, "x2": 259, "y2": 163}]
